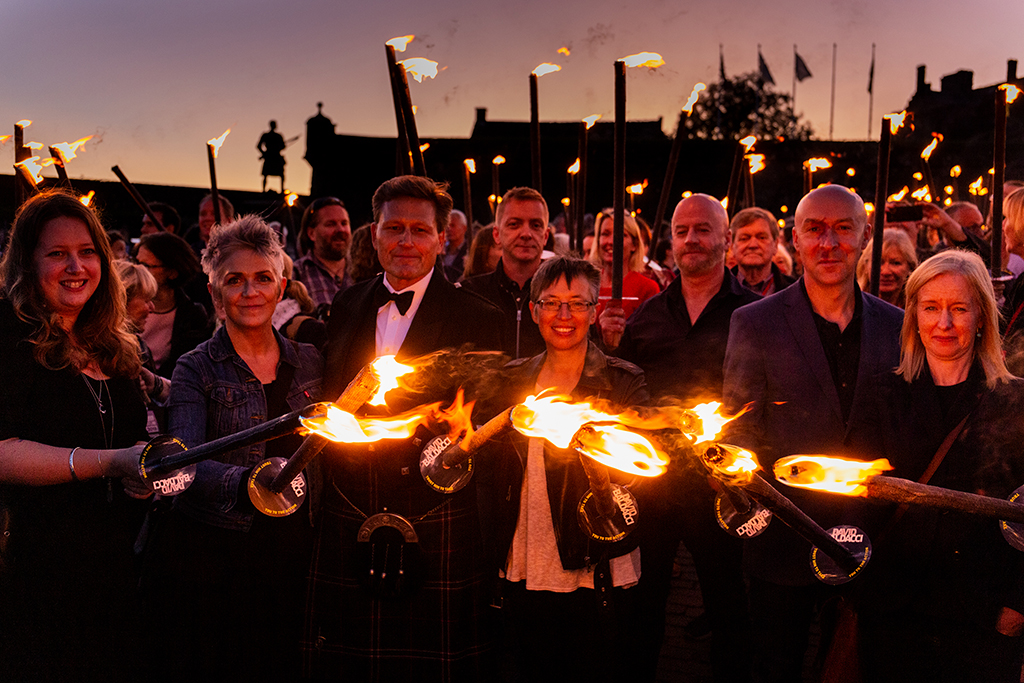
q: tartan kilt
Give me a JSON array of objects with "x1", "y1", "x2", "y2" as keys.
[{"x1": 302, "y1": 435, "x2": 495, "y2": 681}]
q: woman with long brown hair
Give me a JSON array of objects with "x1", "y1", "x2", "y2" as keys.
[{"x1": 0, "y1": 190, "x2": 150, "y2": 681}]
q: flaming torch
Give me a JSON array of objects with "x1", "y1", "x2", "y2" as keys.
[
  {"x1": 992, "y1": 84, "x2": 1021, "y2": 276},
  {"x1": 700, "y1": 445, "x2": 870, "y2": 584},
  {"x1": 614, "y1": 52, "x2": 665, "y2": 301},
  {"x1": 47, "y1": 136, "x2": 93, "y2": 188},
  {"x1": 871, "y1": 111, "x2": 908, "y2": 296},
  {"x1": 803, "y1": 157, "x2": 832, "y2": 195},
  {"x1": 774, "y1": 454, "x2": 1024, "y2": 552},
  {"x1": 492, "y1": 155, "x2": 506, "y2": 217},
  {"x1": 576, "y1": 115, "x2": 600, "y2": 250},
  {"x1": 567, "y1": 158, "x2": 580, "y2": 237},
  {"x1": 385, "y1": 36, "x2": 416, "y2": 174},
  {"x1": 206, "y1": 128, "x2": 230, "y2": 226},
  {"x1": 626, "y1": 179, "x2": 647, "y2": 215},
  {"x1": 395, "y1": 56, "x2": 437, "y2": 175},
  {"x1": 920, "y1": 133, "x2": 942, "y2": 205},
  {"x1": 745, "y1": 154, "x2": 766, "y2": 206},
  {"x1": 246, "y1": 355, "x2": 414, "y2": 515},
  {"x1": 727, "y1": 135, "x2": 757, "y2": 216},
  {"x1": 13, "y1": 120, "x2": 33, "y2": 206},
  {"x1": 649, "y1": 83, "x2": 705, "y2": 258},
  {"x1": 463, "y1": 159, "x2": 476, "y2": 229},
  {"x1": 530, "y1": 63, "x2": 562, "y2": 192}
]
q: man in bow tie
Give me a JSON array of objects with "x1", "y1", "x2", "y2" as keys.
[{"x1": 307, "y1": 175, "x2": 504, "y2": 681}]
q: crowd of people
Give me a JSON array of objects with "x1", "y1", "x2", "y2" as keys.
[{"x1": 1, "y1": 174, "x2": 1024, "y2": 683}]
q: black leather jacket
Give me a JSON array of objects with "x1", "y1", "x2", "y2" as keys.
[{"x1": 476, "y1": 342, "x2": 649, "y2": 573}]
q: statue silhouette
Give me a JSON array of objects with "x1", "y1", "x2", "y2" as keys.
[{"x1": 257, "y1": 120, "x2": 287, "y2": 193}]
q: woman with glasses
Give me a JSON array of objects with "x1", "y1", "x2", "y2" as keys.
[
  {"x1": 477, "y1": 256, "x2": 648, "y2": 682},
  {"x1": 135, "y1": 231, "x2": 213, "y2": 378}
]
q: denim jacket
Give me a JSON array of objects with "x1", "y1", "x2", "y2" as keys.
[{"x1": 168, "y1": 325, "x2": 323, "y2": 531}]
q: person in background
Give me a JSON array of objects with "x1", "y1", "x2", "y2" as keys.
[
  {"x1": 142, "y1": 201, "x2": 181, "y2": 236},
  {"x1": 136, "y1": 231, "x2": 213, "y2": 378},
  {"x1": 292, "y1": 196, "x2": 353, "y2": 309},
  {"x1": 443, "y1": 209, "x2": 470, "y2": 280},
  {"x1": 999, "y1": 187, "x2": 1024, "y2": 375},
  {"x1": 856, "y1": 228, "x2": 918, "y2": 308},
  {"x1": 461, "y1": 222, "x2": 502, "y2": 280},
  {"x1": 589, "y1": 208, "x2": 659, "y2": 339},
  {"x1": 462, "y1": 187, "x2": 550, "y2": 359},
  {"x1": 730, "y1": 207, "x2": 795, "y2": 297},
  {"x1": 108, "y1": 229, "x2": 129, "y2": 260},
  {"x1": 0, "y1": 190, "x2": 150, "y2": 682},
  {"x1": 347, "y1": 223, "x2": 382, "y2": 284},
  {"x1": 116, "y1": 260, "x2": 171, "y2": 433},
  {"x1": 603, "y1": 193, "x2": 759, "y2": 682}
]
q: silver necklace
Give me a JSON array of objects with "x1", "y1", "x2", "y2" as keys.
[{"x1": 82, "y1": 375, "x2": 114, "y2": 449}]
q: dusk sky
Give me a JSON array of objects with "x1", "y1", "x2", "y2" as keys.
[{"x1": 5, "y1": 0, "x2": 1022, "y2": 197}]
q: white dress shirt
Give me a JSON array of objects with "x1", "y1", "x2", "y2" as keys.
[{"x1": 375, "y1": 269, "x2": 433, "y2": 356}]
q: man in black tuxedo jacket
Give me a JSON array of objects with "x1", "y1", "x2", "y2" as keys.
[
  {"x1": 305, "y1": 176, "x2": 504, "y2": 681},
  {"x1": 723, "y1": 185, "x2": 903, "y2": 683}
]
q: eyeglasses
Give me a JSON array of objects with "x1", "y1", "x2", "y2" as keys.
[
  {"x1": 132, "y1": 257, "x2": 164, "y2": 270},
  {"x1": 535, "y1": 299, "x2": 595, "y2": 314}
]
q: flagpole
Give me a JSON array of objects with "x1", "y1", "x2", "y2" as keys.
[
  {"x1": 867, "y1": 44, "x2": 876, "y2": 139},
  {"x1": 792, "y1": 45, "x2": 798, "y2": 111},
  {"x1": 829, "y1": 43, "x2": 837, "y2": 141}
]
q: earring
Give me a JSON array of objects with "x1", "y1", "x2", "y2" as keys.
[{"x1": 977, "y1": 329, "x2": 983, "y2": 338}]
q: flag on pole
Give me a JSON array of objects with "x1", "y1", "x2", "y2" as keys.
[
  {"x1": 758, "y1": 49, "x2": 775, "y2": 86},
  {"x1": 795, "y1": 51, "x2": 812, "y2": 81},
  {"x1": 867, "y1": 50, "x2": 875, "y2": 94},
  {"x1": 719, "y1": 44, "x2": 726, "y2": 81}
]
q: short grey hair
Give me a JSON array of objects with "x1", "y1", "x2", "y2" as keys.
[{"x1": 202, "y1": 215, "x2": 285, "y2": 296}]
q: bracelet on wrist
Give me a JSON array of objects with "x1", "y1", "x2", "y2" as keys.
[{"x1": 68, "y1": 447, "x2": 81, "y2": 482}]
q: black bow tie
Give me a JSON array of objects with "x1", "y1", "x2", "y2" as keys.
[{"x1": 374, "y1": 285, "x2": 415, "y2": 315}]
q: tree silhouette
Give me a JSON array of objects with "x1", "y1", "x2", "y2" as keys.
[{"x1": 682, "y1": 72, "x2": 813, "y2": 141}]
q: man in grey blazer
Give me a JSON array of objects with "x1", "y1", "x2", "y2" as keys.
[{"x1": 723, "y1": 185, "x2": 904, "y2": 683}]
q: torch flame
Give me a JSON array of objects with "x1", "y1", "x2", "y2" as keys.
[
  {"x1": 15, "y1": 120, "x2": 31, "y2": 128},
  {"x1": 558, "y1": 47, "x2": 571, "y2": 56},
  {"x1": 1001, "y1": 83, "x2": 1022, "y2": 105},
  {"x1": 573, "y1": 424, "x2": 669, "y2": 477},
  {"x1": 50, "y1": 136, "x2": 93, "y2": 163},
  {"x1": 386, "y1": 35, "x2": 415, "y2": 52},
  {"x1": 739, "y1": 135, "x2": 757, "y2": 153},
  {"x1": 532, "y1": 63, "x2": 562, "y2": 77},
  {"x1": 773, "y1": 455, "x2": 893, "y2": 495},
  {"x1": 464, "y1": 159, "x2": 476, "y2": 174},
  {"x1": 568, "y1": 158, "x2": 580, "y2": 174},
  {"x1": 746, "y1": 154, "x2": 766, "y2": 175},
  {"x1": 620, "y1": 52, "x2": 665, "y2": 69},
  {"x1": 367, "y1": 355, "x2": 416, "y2": 406},
  {"x1": 884, "y1": 110, "x2": 908, "y2": 136},
  {"x1": 803, "y1": 157, "x2": 832, "y2": 172},
  {"x1": 510, "y1": 393, "x2": 673, "y2": 450},
  {"x1": 887, "y1": 186, "x2": 910, "y2": 202},
  {"x1": 910, "y1": 187, "x2": 931, "y2": 202},
  {"x1": 950, "y1": 165, "x2": 962, "y2": 178},
  {"x1": 701, "y1": 443, "x2": 760, "y2": 485},
  {"x1": 14, "y1": 157, "x2": 47, "y2": 185},
  {"x1": 626, "y1": 179, "x2": 648, "y2": 195},
  {"x1": 493, "y1": 155, "x2": 506, "y2": 165},
  {"x1": 207, "y1": 129, "x2": 231, "y2": 157},
  {"x1": 921, "y1": 133, "x2": 942, "y2": 161},
  {"x1": 301, "y1": 404, "x2": 427, "y2": 443},
  {"x1": 79, "y1": 190, "x2": 95, "y2": 207},
  {"x1": 285, "y1": 192, "x2": 298, "y2": 207},
  {"x1": 682, "y1": 83, "x2": 706, "y2": 115},
  {"x1": 561, "y1": 197, "x2": 571, "y2": 206},
  {"x1": 681, "y1": 401, "x2": 746, "y2": 445},
  {"x1": 26, "y1": 141, "x2": 44, "y2": 150},
  {"x1": 582, "y1": 114, "x2": 601, "y2": 129},
  {"x1": 969, "y1": 176, "x2": 988, "y2": 196},
  {"x1": 0, "y1": 135, "x2": 9, "y2": 145},
  {"x1": 399, "y1": 57, "x2": 440, "y2": 83},
  {"x1": 419, "y1": 143, "x2": 430, "y2": 152}
]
